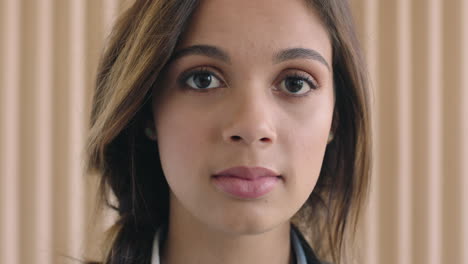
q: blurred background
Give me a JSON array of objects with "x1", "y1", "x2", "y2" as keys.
[{"x1": 0, "y1": 0, "x2": 467, "y2": 263}]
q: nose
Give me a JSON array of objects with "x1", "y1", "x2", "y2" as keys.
[{"x1": 222, "y1": 91, "x2": 277, "y2": 147}]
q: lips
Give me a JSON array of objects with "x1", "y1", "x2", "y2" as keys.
[
  {"x1": 212, "y1": 166, "x2": 281, "y2": 199},
  {"x1": 213, "y1": 166, "x2": 280, "y2": 180}
]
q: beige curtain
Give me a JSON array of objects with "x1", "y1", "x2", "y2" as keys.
[{"x1": 1, "y1": 0, "x2": 467, "y2": 263}]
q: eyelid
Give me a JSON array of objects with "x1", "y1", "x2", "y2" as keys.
[{"x1": 278, "y1": 69, "x2": 319, "y2": 87}]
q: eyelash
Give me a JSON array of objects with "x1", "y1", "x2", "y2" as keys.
[{"x1": 177, "y1": 66, "x2": 319, "y2": 98}]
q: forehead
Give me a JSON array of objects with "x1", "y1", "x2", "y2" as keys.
[{"x1": 176, "y1": 0, "x2": 332, "y2": 64}]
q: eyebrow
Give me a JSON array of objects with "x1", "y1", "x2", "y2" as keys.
[
  {"x1": 171, "y1": 45, "x2": 231, "y2": 63},
  {"x1": 170, "y1": 44, "x2": 330, "y2": 71},
  {"x1": 274, "y1": 47, "x2": 330, "y2": 70}
]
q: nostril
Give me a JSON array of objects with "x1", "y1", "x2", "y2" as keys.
[
  {"x1": 231, "y1": 135, "x2": 241, "y2": 141},
  {"x1": 229, "y1": 136, "x2": 272, "y2": 143}
]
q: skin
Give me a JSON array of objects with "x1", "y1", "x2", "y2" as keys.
[{"x1": 150, "y1": 0, "x2": 334, "y2": 263}]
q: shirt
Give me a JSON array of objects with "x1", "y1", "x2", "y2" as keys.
[{"x1": 150, "y1": 225, "x2": 308, "y2": 264}]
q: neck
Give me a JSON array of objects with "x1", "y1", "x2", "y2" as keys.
[{"x1": 160, "y1": 197, "x2": 294, "y2": 264}]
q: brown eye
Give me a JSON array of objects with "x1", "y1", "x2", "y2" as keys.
[
  {"x1": 278, "y1": 74, "x2": 317, "y2": 96},
  {"x1": 285, "y1": 77, "x2": 305, "y2": 93},
  {"x1": 184, "y1": 71, "x2": 223, "y2": 90}
]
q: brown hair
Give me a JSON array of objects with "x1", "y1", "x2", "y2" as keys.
[{"x1": 86, "y1": 0, "x2": 372, "y2": 263}]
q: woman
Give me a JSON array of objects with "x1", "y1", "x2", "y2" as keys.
[{"x1": 85, "y1": 0, "x2": 372, "y2": 263}]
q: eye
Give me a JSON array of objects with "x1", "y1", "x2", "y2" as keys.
[
  {"x1": 277, "y1": 73, "x2": 318, "y2": 97},
  {"x1": 181, "y1": 68, "x2": 224, "y2": 90}
]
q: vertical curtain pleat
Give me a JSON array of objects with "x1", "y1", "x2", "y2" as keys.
[
  {"x1": 462, "y1": 1, "x2": 468, "y2": 264},
  {"x1": 68, "y1": 0, "x2": 86, "y2": 260},
  {"x1": 0, "y1": 0, "x2": 467, "y2": 263},
  {"x1": 427, "y1": 0, "x2": 443, "y2": 264},
  {"x1": 1, "y1": 0, "x2": 21, "y2": 263},
  {"x1": 441, "y1": 1, "x2": 462, "y2": 264},
  {"x1": 396, "y1": 0, "x2": 412, "y2": 263},
  {"x1": 362, "y1": 0, "x2": 379, "y2": 263},
  {"x1": 53, "y1": 0, "x2": 73, "y2": 260},
  {"x1": 36, "y1": 0, "x2": 53, "y2": 263}
]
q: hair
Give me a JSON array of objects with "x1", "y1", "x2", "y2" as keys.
[{"x1": 85, "y1": 0, "x2": 372, "y2": 263}]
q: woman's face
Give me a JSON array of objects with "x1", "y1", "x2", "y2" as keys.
[{"x1": 152, "y1": 0, "x2": 334, "y2": 235}]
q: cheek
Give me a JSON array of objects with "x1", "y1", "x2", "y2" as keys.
[
  {"x1": 285, "y1": 108, "x2": 332, "y2": 189},
  {"x1": 153, "y1": 101, "x2": 211, "y2": 185},
  {"x1": 292, "y1": 129, "x2": 327, "y2": 177}
]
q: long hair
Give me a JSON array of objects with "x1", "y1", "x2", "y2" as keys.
[{"x1": 85, "y1": 0, "x2": 372, "y2": 263}]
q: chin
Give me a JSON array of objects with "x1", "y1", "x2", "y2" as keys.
[{"x1": 205, "y1": 208, "x2": 287, "y2": 237}]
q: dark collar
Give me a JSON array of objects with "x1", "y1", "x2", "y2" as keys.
[{"x1": 291, "y1": 224, "x2": 324, "y2": 264}]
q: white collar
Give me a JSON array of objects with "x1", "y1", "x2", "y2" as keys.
[{"x1": 151, "y1": 226, "x2": 307, "y2": 264}]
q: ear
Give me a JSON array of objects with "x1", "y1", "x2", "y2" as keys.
[
  {"x1": 328, "y1": 108, "x2": 339, "y2": 144},
  {"x1": 144, "y1": 119, "x2": 157, "y2": 141}
]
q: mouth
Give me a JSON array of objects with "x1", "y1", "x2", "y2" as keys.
[
  {"x1": 213, "y1": 166, "x2": 281, "y2": 179},
  {"x1": 211, "y1": 174, "x2": 282, "y2": 199},
  {"x1": 213, "y1": 175, "x2": 283, "y2": 180}
]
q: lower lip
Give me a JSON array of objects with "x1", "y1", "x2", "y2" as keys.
[{"x1": 211, "y1": 175, "x2": 280, "y2": 199}]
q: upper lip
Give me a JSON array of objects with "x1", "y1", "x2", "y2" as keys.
[{"x1": 213, "y1": 166, "x2": 280, "y2": 180}]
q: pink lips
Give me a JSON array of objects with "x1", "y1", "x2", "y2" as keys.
[{"x1": 212, "y1": 166, "x2": 281, "y2": 199}]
